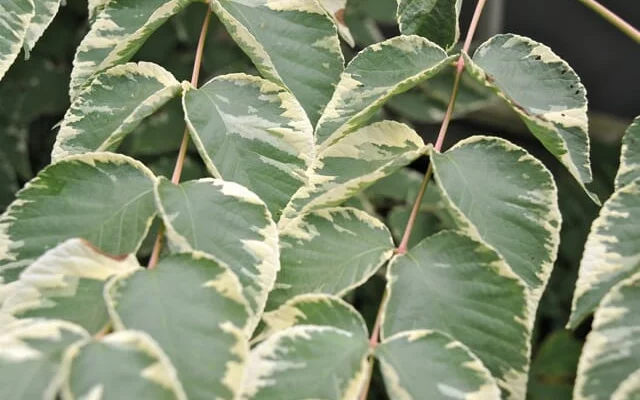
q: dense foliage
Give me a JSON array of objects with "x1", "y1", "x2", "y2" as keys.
[{"x1": 0, "y1": 0, "x2": 638, "y2": 399}]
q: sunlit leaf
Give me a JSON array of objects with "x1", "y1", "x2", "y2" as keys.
[
  {"x1": 317, "y1": 0, "x2": 354, "y2": 47},
  {"x1": 24, "y1": 0, "x2": 63, "y2": 54},
  {"x1": 0, "y1": 0, "x2": 34, "y2": 82},
  {"x1": 615, "y1": 116, "x2": 640, "y2": 191}
]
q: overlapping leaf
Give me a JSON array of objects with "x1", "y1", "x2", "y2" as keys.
[
  {"x1": 317, "y1": 0, "x2": 354, "y2": 47},
  {"x1": 69, "y1": 0, "x2": 194, "y2": 98},
  {"x1": 0, "y1": 153, "x2": 157, "y2": 281},
  {"x1": 568, "y1": 180, "x2": 640, "y2": 328},
  {"x1": 211, "y1": 0, "x2": 344, "y2": 125},
  {"x1": 574, "y1": 273, "x2": 640, "y2": 400},
  {"x1": 0, "y1": 319, "x2": 89, "y2": 400},
  {"x1": 53, "y1": 62, "x2": 182, "y2": 162},
  {"x1": 430, "y1": 136, "x2": 561, "y2": 320},
  {"x1": 377, "y1": 330, "x2": 501, "y2": 400},
  {"x1": 106, "y1": 253, "x2": 250, "y2": 400},
  {"x1": 315, "y1": 35, "x2": 451, "y2": 147},
  {"x1": 0, "y1": 0, "x2": 34, "y2": 82},
  {"x1": 382, "y1": 230, "x2": 530, "y2": 398},
  {"x1": 182, "y1": 73, "x2": 314, "y2": 219},
  {"x1": 281, "y1": 121, "x2": 426, "y2": 223},
  {"x1": 61, "y1": 331, "x2": 186, "y2": 400},
  {"x1": 615, "y1": 116, "x2": 640, "y2": 190},
  {"x1": 266, "y1": 207, "x2": 394, "y2": 310},
  {"x1": 24, "y1": 0, "x2": 63, "y2": 54},
  {"x1": 0, "y1": 239, "x2": 140, "y2": 334},
  {"x1": 396, "y1": 0, "x2": 462, "y2": 51},
  {"x1": 154, "y1": 178, "x2": 278, "y2": 331},
  {"x1": 463, "y1": 34, "x2": 596, "y2": 202}
]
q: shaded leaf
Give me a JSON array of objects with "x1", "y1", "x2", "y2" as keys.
[
  {"x1": 382, "y1": 230, "x2": 530, "y2": 398},
  {"x1": 211, "y1": 0, "x2": 344, "y2": 125},
  {"x1": 431, "y1": 136, "x2": 561, "y2": 320},
  {"x1": 397, "y1": 0, "x2": 462, "y2": 51},
  {"x1": 0, "y1": 319, "x2": 89, "y2": 400},
  {"x1": 315, "y1": 35, "x2": 451, "y2": 147},
  {"x1": 574, "y1": 273, "x2": 640, "y2": 400},
  {"x1": 267, "y1": 207, "x2": 394, "y2": 310},
  {"x1": 183, "y1": 73, "x2": 313, "y2": 219},
  {"x1": 568, "y1": 180, "x2": 640, "y2": 329},
  {"x1": 615, "y1": 116, "x2": 640, "y2": 191},
  {"x1": 154, "y1": 177, "x2": 278, "y2": 331},
  {"x1": 0, "y1": 0, "x2": 34, "y2": 82},
  {"x1": 69, "y1": 0, "x2": 194, "y2": 98},
  {"x1": 1, "y1": 239, "x2": 140, "y2": 334},
  {"x1": 377, "y1": 330, "x2": 500, "y2": 400},
  {"x1": 61, "y1": 331, "x2": 186, "y2": 400},
  {"x1": 528, "y1": 331, "x2": 582, "y2": 400},
  {"x1": 0, "y1": 153, "x2": 157, "y2": 281},
  {"x1": 106, "y1": 253, "x2": 250, "y2": 400},
  {"x1": 53, "y1": 62, "x2": 182, "y2": 161},
  {"x1": 464, "y1": 34, "x2": 596, "y2": 202}
]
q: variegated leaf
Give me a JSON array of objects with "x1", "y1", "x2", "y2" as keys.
[
  {"x1": 0, "y1": 319, "x2": 89, "y2": 400},
  {"x1": 0, "y1": 0, "x2": 34, "y2": 82},
  {"x1": 314, "y1": 35, "x2": 451, "y2": 147},
  {"x1": 24, "y1": 0, "x2": 62, "y2": 54},
  {"x1": 106, "y1": 253, "x2": 250, "y2": 400},
  {"x1": 464, "y1": 34, "x2": 597, "y2": 202},
  {"x1": 281, "y1": 121, "x2": 426, "y2": 224},
  {"x1": 261, "y1": 293, "x2": 368, "y2": 340},
  {"x1": 88, "y1": 0, "x2": 110, "y2": 21},
  {"x1": 53, "y1": 62, "x2": 182, "y2": 162},
  {"x1": 430, "y1": 136, "x2": 561, "y2": 321},
  {"x1": 211, "y1": 0, "x2": 344, "y2": 126},
  {"x1": 377, "y1": 330, "x2": 501, "y2": 400},
  {"x1": 615, "y1": 116, "x2": 640, "y2": 191},
  {"x1": 396, "y1": 0, "x2": 463, "y2": 51},
  {"x1": 69, "y1": 0, "x2": 194, "y2": 99},
  {"x1": 266, "y1": 207, "x2": 394, "y2": 310},
  {"x1": 61, "y1": 331, "x2": 186, "y2": 400},
  {"x1": 574, "y1": 272, "x2": 640, "y2": 400},
  {"x1": 0, "y1": 239, "x2": 140, "y2": 334},
  {"x1": 0, "y1": 153, "x2": 157, "y2": 282},
  {"x1": 154, "y1": 177, "x2": 278, "y2": 332},
  {"x1": 242, "y1": 325, "x2": 369, "y2": 399},
  {"x1": 568, "y1": 180, "x2": 640, "y2": 329},
  {"x1": 317, "y1": 0, "x2": 354, "y2": 47},
  {"x1": 382, "y1": 230, "x2": 530, "y2": 399},
  {"x1": 182, "y1": 73, "x2": 314, "y2": 219}
]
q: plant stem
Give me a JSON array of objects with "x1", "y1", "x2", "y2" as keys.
[
  {"x1": 148, "y1": 10, "x2": 212, "y2": 269},
  {"x1": 578, "y1": 0, "x2": 640, "y2": 44},
  {"x1": 396, "y1": 0, "x2": 487, "y2": 255},
  {"x1": 358, "y1": 291, "x2": 387, "y2": 400}
]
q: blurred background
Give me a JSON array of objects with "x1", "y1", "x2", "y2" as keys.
[{"x1": 0, "y1": 0, "x2": 637, "y2": 398}]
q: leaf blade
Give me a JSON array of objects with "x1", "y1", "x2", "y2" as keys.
[
  {"x1": 396, "y1": 0, "x2": 462, "y2": 50},
  {"x1": 0, "y1": 0, "x2": 34, "y2": 82}
]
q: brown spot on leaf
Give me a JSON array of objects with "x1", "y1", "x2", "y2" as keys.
[
  {"x1": 334, "y1": 9, "x2": 346, "y2": 26},
  {"x1": 81, "y1": 239, "x2": 130, "y2": 261}
]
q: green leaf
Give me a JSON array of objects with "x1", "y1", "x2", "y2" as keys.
[
  {"x1": 397, "y1": 0, "x2": 462, "y2": 51},
  {"x1": 0, "y1": 153, "x2": 157, "y2": 280},
  {"x1": 182, "y1": 73, "x2": 313, "y2": 219},
  {"x1": 0, "y1": 152, "x2": 18, "y2": 210},
  {"x1": 24, "y1": 0, "x2": 63, "y2": 54},
  {"x1": 105, "y1": 253, "x2": 250, "y2": 400},
  {"x1": 88, "y1": 0, "x2": 110, "y2": 21},
  {"x1": 1, "y1": 239, "x2": 140, "y2": 334},
  {"x1": 0, "y1": 319, "x2": 89, "y2": 400},
  {"x1": 69, "y1": 0, "x2": 194, "y2": 98},
  {"x1": 211, "y1": 0, "x2": 344, "y2": 126},
  {"x1": 386, "y1": 207, "x2": 443, "y2": 249},
  {"x1": 574, "y1": 273, "x2": 640, "y2": 400},
  {"x1": 317, "y1": 0, "x2": 354, "y2": 47},
  {"x1": 615, "y1": 116, "x2": 640, "y2": 191},
  {"x1": 266, "y1": 207, "x2": 394, "y2": 310},
  {"x1": 376, "y1": 330, "x2": 501, "y2": 400},
  {"x1": 154, "y1": 177, "x2": 278, "y2": 331},
  {"x1": 430, "y1": 136, "x2": 561, "y2": 320},
  {"x1": 464, "y1": 34, "x2": 597, "y2": 203},
  {"x1": 242, "y1": 325, "x2": 369, "y2": 399},
  {"x1": 0, "y1": 0, "x2": 34, "y2": 82},
  {"x1": 314, "y1": 35, "x2": 451, "y2": 147},
  {"x1": 260, "y1": 293, "x2": 368, "y2": 340},
  {"x1": 61, "y1": 331, "x2": 187, "y2": 400},
  {"x1": 568, "y1": 180, "x2": 640, "y2": 329},
  {"x1": 527, "y1": 331, "x2": 582, "y2": 400},
  {"x1": 53, "y1": 62, "x2": 182, "y2": 162},
  {"x1": 281, "y1": 121, "x2": 426, "y2": 223},
  {"x1": 382, "y1": 230, "x2": 530, "y2": 398}
]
